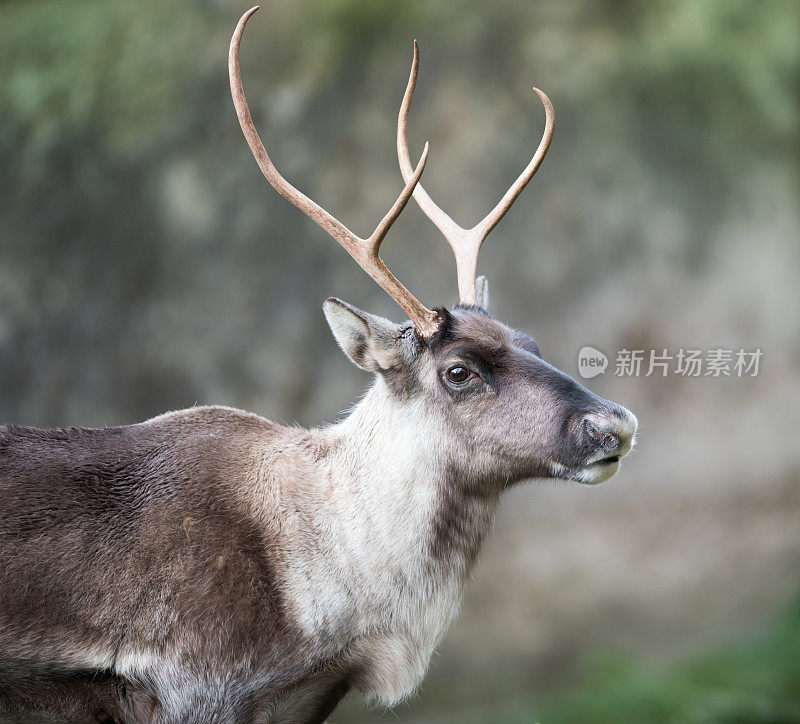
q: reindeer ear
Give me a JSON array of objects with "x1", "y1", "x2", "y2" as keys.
[
  {"x1": 323, "y1": 298, "x2": 405, "y2": 373},
  {"x1": 475, "y1": 275, "x2": 490, "y2": 310}
]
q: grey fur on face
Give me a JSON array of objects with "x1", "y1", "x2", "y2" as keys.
[{"x1": 324, "y1": 292, "x2": 636, "y2": 489}]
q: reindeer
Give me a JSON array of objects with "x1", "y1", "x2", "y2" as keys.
[{"x1": 0, "y1": 6, "x2": 637, "y2": 722}]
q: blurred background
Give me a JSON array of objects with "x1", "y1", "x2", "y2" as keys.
[{"x1": 2, "y1": 0, "x2": 799, "y2": 721}]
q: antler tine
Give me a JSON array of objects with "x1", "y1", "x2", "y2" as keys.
[
  {"x1": 231, "y1": 7, "x2": 441, "y2": 339},
  {"x1": 398, "y1": 40, "x2": 555, "y2": 305},
  {"x1": 398, "y1": 41, "x2": 463, "y2": 245}
]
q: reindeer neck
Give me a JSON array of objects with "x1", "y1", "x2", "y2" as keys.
[
  {"x1": 252, "y1": 378, "x2": 498, "y2": 704},
  {"x1": 319, "y1": 377, "x2": 498, "y2": 580}
]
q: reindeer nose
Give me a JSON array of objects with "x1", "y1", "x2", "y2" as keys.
[
  {"x1": 582, "y1": 409, "x2": 637, "y2": 461},
  {"x1": 584, "y1": 418, "x2": 619, "y2": 451}
]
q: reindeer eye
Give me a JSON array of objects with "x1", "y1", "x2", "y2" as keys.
[{"x1": 446, "y1": 366, "x2": 472, "y2": 384}]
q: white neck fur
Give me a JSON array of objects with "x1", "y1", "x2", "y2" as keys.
[{"x1": 271, "y1": 378, "x2": 497, "y2": 704}]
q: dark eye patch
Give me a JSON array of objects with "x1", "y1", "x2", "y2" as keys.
[{"x1": 438, "y1": 345, "x2": 503, "y2": 384}]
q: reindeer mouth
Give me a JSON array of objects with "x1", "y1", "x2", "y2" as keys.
[
  {"x1": 548, "y1": 456, "x2": 621, "y2": 485},
  {"x1": 573, "y1": 459, "x2": 621, "y2": 484},
  {"x1": 548, "y1": 443, "x2": 630, "y2": 484}
]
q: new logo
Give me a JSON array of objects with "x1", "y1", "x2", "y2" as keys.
[{"x1": 578, "y1": 346, "x2": 608, "y2": 379}]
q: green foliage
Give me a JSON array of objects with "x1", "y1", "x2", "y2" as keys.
[
  {"x1": 436, "y1": 597, "x2": 800, "y2": 723},
  {"x1": 615, "y1": 0, "x2": 800, "y2": 216},
  {"x1": 0, "y1": 0, "x2": 210, "y2": 160}
]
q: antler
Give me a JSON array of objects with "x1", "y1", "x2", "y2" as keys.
[
  {"x1": 230, "y1": 7, "x2": 441, "y2": 339},
  {"x1": 398, "y1": 41, "x2": 555, "y2": 305}
]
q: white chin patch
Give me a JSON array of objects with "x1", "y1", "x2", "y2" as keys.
[{"x1": 550, "y1": 460, "x2": 621, "y2": 485}]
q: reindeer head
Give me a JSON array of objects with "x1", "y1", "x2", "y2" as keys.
[
  {"x1": 230, "y1": 7, "x2": 637, "y2": 487},
  {"x1": 322, "y1": 292, "x2": 636, "y2": 487}
]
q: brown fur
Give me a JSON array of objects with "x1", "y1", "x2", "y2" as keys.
[
  {"x1": 0, "y1": 304, "x2": 636, "y2": 721},
  {"x1": 0, "y1": 408, "x2": 339, "y2": 721}
]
